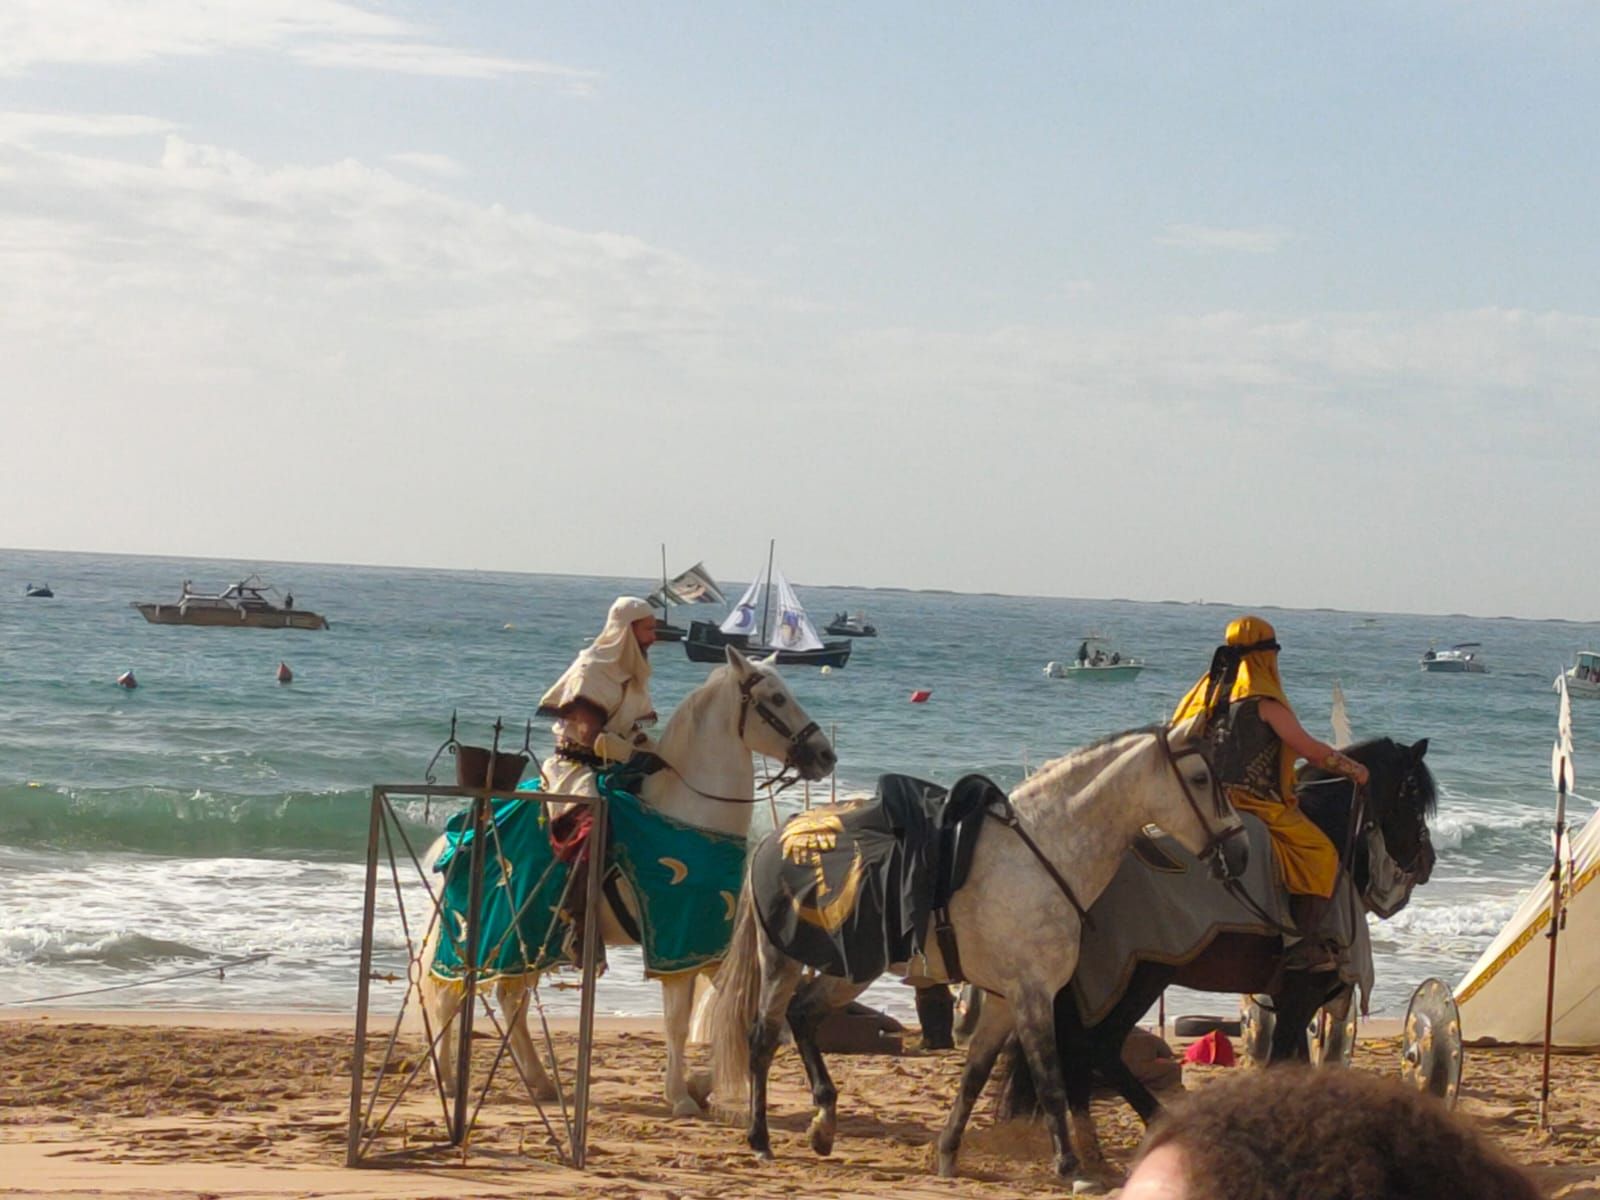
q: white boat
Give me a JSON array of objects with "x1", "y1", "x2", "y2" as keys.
[
  {"x1": 1557, "y1": 651, "x2": 1600, "y2": 699},
  {"x1": 1420, "y1": 643, "x2": 1488, "y2": 674},
  {"x1": 1045, "y1": 635, "x2": 1145, "y2": 680}
]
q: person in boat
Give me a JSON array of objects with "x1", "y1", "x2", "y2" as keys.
[
  {"x1": 535, "y1": 595, "x2": 660, "y2": 970},
  {"x1": 1077, "y1": 640, "x2": 1090, "y2": 666},
  {"x1": 1172, "y1": 616, "x2": 1368, "y2": 948},
  {"x1": 284, "y1": 592, "x2": 294, "y2": 610}
]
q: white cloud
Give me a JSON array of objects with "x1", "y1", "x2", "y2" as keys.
[
  {"x1": 0, "y1": 111, "x2": 176, "y2": 146},
  {"x1": 1158, "y1": 223, "x2": 1293, "y2": 254},
  {"x1": 0, "y1": 0, "x2": 598, "y2": 85},
  {"x1": 385, "y1": 151, "x2": 465, "y2": 179}
]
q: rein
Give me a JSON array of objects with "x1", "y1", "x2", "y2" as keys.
[
  {"x1": 648, "y1": 670, "x2": 821, "y2": 805},
  {"x1": 982, "y1": 727, "x2": 1245, "y2": 934}
]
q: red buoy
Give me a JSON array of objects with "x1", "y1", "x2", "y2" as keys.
[
  {"x1": 276, "y1": 661, "x2": 294, "y2": 684},
  {"x1": 116, "y1": 670, "x2": 137, "y2": 690},
  {"x1": 910, "y1": 689, "x2": 932, "y2": 703}
]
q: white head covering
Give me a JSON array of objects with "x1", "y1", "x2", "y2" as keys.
[{"x1": 538, "y1": 596, "x2": 656, "y2": 730}]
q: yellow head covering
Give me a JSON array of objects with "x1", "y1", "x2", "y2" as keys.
[{"x1": 1172, "y1": 616, "x2": 1296, "y2": 802}]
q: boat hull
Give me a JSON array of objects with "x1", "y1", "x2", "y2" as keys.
[
  {"x1": 824, "y1": 623, "x2": 877, "y2": 638},
  {"x1": 684, "y1": 620, "x2": 851, "y2": 668},
  {"x1": 653, "y1": 621, "x2": 687, "y2": 643},
  {"x1": 1420, "y1": 659, "x2": 1486, "y2": 674},
  {"x1": 1061, "y1": 664, "x2": 1144, "y2": 680},
  {"x1": 133, "y1": 603, "x2": 329, "y2": 630}
]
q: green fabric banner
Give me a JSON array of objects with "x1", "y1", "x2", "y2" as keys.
[{"x1": 430, "y1": 770, "x2": 747, "y2": 982}]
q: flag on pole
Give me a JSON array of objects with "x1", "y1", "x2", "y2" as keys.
[
  {"x1": 649, "y1": 563, "x2": 726, "y2": 609},
  {"x1": 1552, "y1": 675, "x2": 1576, "y2": 794},
  {"x1": 1331, "y1": 680, "x2": 1352, "y2": 748}
]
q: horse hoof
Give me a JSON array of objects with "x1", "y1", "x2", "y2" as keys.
[
  {"x1": 807, "y1": 1116, "x2": 835, "y2": 1156},
  {"x1": 672, "y1": 1096, "x2": 705, "y2": 1119},
  {"x1": 1071, "y1": 1180, "x2": 1109, "y2": 1196},
  {"x1": 935, "y1": 1153, "x2": 959, "y2": 1179},
  {"x1": 687, "y1": 1071, "x2": 712, "y2": 1108}
]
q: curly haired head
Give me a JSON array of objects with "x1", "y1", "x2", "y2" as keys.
[{"x1": 1123, "y1": 1068, "x2": 1538, "y2": 1200}]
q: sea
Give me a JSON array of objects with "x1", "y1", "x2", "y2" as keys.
[{"x1": 3, "y1": 548, "x2": 1597, "y2": 1026}]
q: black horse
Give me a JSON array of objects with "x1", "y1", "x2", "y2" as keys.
[{"x1": 993, "y1": 736, "x2": 1437, "y2": 1148}]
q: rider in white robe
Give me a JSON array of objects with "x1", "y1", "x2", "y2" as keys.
[{"x1": 535, "y1": 595, "x2": 659, "y2": 968}]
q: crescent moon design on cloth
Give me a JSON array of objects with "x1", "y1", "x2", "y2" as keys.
[
  {"x1": 659, "y1": 856, "x2": 689, "y2": 885},
  {"x1": 722, "y1": 890, "x2": 738, "y2": 921}
]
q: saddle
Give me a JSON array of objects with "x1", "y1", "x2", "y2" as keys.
[{"x1": 749, "y1": 773, "x2": 1006, "y2": 984}]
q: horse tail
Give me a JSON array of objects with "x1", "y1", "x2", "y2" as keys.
[{"x1": 709, "y1": 868, "x2": 761, "y2": 1110}]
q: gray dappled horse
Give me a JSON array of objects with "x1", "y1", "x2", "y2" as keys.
[
  {"x1": 995, "y1": 736, "x2": 1437, "y2": 1174},
  {"x1": 707, "y1": 717, "x2": 1248, "y2": 1187}
]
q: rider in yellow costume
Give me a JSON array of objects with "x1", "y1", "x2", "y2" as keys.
[{"x1": 1172, "y1": 617, "x2": 1368, "y2": 918}]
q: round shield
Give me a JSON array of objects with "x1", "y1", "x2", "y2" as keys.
[
  {"x1": 1240, "y1": 994, "x2": 1276, "y2": 1066},
  {"x1": 1400, "y1": 977, "x2": 1464, "y2": 1108},
  {"x1": 1308, "y1": 1002, "x2": 1358, "y2": 1068}
]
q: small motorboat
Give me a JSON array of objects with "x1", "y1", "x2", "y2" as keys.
[
  {"x1": 825, "y1": 611, "x2": 878, "y2": 638},
  {"x1": 1420, "y1": 643, "x2": 1488, "y2": 674},
  {"x1": 24, "y1": 583, "x2": 53, "y2": 598},
  {"x1": 1557, "y1": 651, "x2": 1600, "y2": 699},
  {"x1": 132, "y1": 575, "x2": 328, "y2": 630},
  {"x1": 1047, "y1": 635, "x2": 1145, "y2": 680}
]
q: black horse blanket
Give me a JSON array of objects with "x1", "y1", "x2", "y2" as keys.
[{"x1": 750, "y1": 773, "x2": 1004, "y2": 983}]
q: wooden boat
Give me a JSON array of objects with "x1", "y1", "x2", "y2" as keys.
[
  {"x1": 646, "y1": 549, "x2": 724, "y2": 643},
  {"x1": 132, "y1": 576, "x2": 328, "y2": 630},
  {"x1": 1557, "y1": 651, "x2": 1600, "y2": 699},
  {"x1": 1420, "y1": 643, "x2": 1487, "y2": 674},
  {"x1": 825, "y1": 611, "x2": 878, "y2": 637},
  {"x1": 24, "y1": 583, "x2": 53, "y2": 598},
  {"x1": 684, "y1": 542, "x2": 851, "y2": 668}
]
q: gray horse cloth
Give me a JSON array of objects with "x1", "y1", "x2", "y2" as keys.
[{"x1": 1070, "y1": 814, "x2": 1375, "y2": 1026}]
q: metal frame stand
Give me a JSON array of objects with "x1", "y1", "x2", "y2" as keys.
[{"x1": 345, "y1": 779, "x2": 606, "y2": 1169}]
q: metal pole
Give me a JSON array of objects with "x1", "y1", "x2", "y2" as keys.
[
  {"x1": 1157, "y1": 990, "x2": 1166, "y2": 1043},
  {"x1": 830, "y1": 723, "x2": 837, "y2": 806},
  {"x1": 572, "y1": 790, "x2": 608, "y2": 1167},
  {"x1": 345, "y1": 788, "x2": 385, "y2": 1166},
  {"x1": 1538, "y1": 776, "x2": 1568, "y2": 1129},
  {"x1": 759, "y1": 538, "x2": 775, "y2": 647},
  {"x1": 451, "y1": 742, "x2": 497, "y2": 1146}
]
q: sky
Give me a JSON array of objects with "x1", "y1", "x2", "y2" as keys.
[{"x1": 3, "y1": 1, "x2": 1598, "y2": 619}]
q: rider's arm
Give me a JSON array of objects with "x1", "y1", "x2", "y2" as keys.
[
  {"x1": 1258, "y1": 699, "x2": 1370, "y2": 785},
  {"x1": 557, "y1": 698, "x2": 609, "y2": 749}
]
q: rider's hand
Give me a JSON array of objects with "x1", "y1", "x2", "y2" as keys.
[{"x1": 1351, "y1": 762, "x2": 1370, "y2": 786}]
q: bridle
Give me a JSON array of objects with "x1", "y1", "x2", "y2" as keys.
[
  {"x1": 1155, "y1": 724, "x2": 1249, "y2": 879},
  {"x1": 653, "y1": 669, "x2": 824, "y2": 805}
]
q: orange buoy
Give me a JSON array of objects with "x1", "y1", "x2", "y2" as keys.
[
  {"x1": 276, "y1": 661, "x2": 293, "y2": 684},
  {"x1": 116, "y1": 670, "x2": 137, "y2": 690},
  {"x1": 910, "y1": 689, "x2": 932, "y2": 703}
]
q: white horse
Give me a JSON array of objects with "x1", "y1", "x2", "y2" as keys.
[
  {"x1": 708, "y1": 717, "x2": 1248, "y2": 1186},
  {"x1": 420, "y1": 645, "x2": 836, "y2": 1117}
]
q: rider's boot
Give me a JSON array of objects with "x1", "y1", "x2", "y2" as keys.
[
  {"x1": 1283, "y1": 895, "x2": 1336, "y2": 972},
  {"x1": 915, "y1": 983, "x2": 956, "y2": 1050}
]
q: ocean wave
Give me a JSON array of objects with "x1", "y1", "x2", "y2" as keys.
[
  {"x1": 0, "y1": 783, "x2": 443, "y2": 860},
  {"x1": 1377, "y1": 897, "x2": 1520, "y2": 941}
]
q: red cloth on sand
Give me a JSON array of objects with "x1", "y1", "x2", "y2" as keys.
[{"x1": 1183, "y1": 1029, "x2": 1236, "y2": 1067}]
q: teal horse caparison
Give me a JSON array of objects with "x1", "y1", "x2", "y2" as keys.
[{"x1": 430, "y1": 768, "x2": 749, "y2": 982}]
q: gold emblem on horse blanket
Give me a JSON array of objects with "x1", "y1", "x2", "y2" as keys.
[{"x1": 779, "y1": 809, "x2": 866, "y2": 932}]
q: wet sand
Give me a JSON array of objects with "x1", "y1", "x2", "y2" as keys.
[{"x1": 5, "y1": 1010, "x2": 1600, "y2": 1198}]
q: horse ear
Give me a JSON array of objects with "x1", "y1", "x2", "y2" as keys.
[
  {"x1": 759, "y1": 651, "x2": 779, "y2": 669},
  {"x1": 724, "y1": 644, "x2": 751, "y2": 674},
  {"x1": 1410, "y1": 738, "x2": 1429, "y2": 761}
]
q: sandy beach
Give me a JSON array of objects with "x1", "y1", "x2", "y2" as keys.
[{"x1": 5, "y1": 1010, "x2": 1600, "y2": 1199}]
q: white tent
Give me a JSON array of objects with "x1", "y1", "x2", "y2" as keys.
[{"x1": 1455, "y1": 807, "x2": 1600, "y2": 1046}]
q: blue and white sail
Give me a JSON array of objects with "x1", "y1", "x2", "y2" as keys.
[
  {"x1": 719, "y1": 569, "x2": 765, "y2": 637},
  {"x1": 769, "y1": 568, "x2": 824, "y2": 652}
]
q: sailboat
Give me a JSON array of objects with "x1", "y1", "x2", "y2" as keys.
[
  {"x1": 645, "y1": 548, "x2": 725, "y2": 643},
  {"x1": 683, "y1": 542, "x2": 852, "y2": 668}
]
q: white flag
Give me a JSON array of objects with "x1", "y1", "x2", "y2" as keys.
[{"x1": 1552, "y1": 675, "x2": 1576, "y2": 793}]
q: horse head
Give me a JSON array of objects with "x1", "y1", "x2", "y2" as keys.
[
  {"x1": 723, "y1": 645, "x2": 836, "y2": 781},
  {"x1": 1302, "y1": 737, "x2": 1437, "y2": 889},
  {"x1": 1159, "y1": 713, "x2": 1250, "y2": 881}
]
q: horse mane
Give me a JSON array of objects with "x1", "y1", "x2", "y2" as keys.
[
  {"x1": 1013, "y1": 724, "x2": 1163, "y2": 802},
  {"x1": 1302, "y1": 737, "x2": 1438, "y2": 819}
]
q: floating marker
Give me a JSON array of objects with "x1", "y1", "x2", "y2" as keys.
[
  {"x1": 276, "y1": 661, "x2": 293, "y2": 684},
  {"x1": 820, "y1": 665, "x2": 833, "y2": 676},
  {"x1": 503, "y1": 623, "x2": 516, "y2": 631},
  {"x1": 116, "y1": 670, "x2": 137, "y2": 690},
  {"x1": 910, "y1": 689, "x2": 932, "y2": 703}
]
